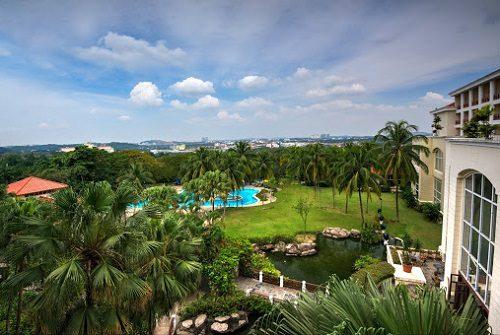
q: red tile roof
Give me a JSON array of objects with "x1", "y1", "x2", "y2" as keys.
[{"x1": 7, "y1": 176, "x2": 68, "y2": 196}]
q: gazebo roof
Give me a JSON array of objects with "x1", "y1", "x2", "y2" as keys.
[{"x1": 7, "y1": 176, "x2": 68, "y2": 196}]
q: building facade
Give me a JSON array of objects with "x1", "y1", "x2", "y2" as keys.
[{"x1": 418, "y1": 68, "x2": 500, "y2": 332}]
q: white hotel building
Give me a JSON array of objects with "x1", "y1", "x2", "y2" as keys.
[{"x1": 416, "y1": 68, "x2": 500, "y2": 332}]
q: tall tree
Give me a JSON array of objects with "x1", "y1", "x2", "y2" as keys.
[
  {"x1": 375, "y1": 121, "x2": 429, "y2": 222},
  {"x1": 230, "y1": 141, "x2": 255, "y2": 182},
  {"x1": 182, "y1": 147, "x2": 214, "y2": 182},
  {"x1": 304, "y1": 143, "x2": 326, "y2": 195},
  {"x1": 118, "y1": 162, "x2": 154, "y2": 192}
]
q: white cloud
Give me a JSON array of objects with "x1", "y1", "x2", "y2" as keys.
[
  {"x1": 254, "y1": 110, "x2": 278, "y2": 121},
  {"x1": 193, "y1": 95, "x2": 220, "y2": 109},
  {"x1": 170, "y1": 77, "x2": 215, "y2": 96},
  {"x1": 238, "y1": 75, "x2": 269, "y2": 90},
  {"x1": 217, "y1": 110, "x2": 244, "y2": 121},
  {"x1": 236, "y1": 97, "x2": 273, "y2": 108},
  {"x1": 421, "y1": 91, "x2": 452, "y2": 105},
  {"x1": 170, "y1": 95, "x2": 219, "y2": 110},
  {"x1": 38, "y1": 122, "x2": 49, "y2": 129},
  {"x1": 129, "y1": 82, "x2": 163, "y2": 106},
  {"x1": 37, "y1": 122, "x2": 69, "y2": 130},
  {"x1": 306, "y1": 83, "x2": 366, "y2": 97},
  {"x1": 0, "y1": 47, "x2": 11, "y2": 57},
  {"x1": 118, "y1": 115, "x2": 130, "y2": 121},
  {"x1": 293, "y1": 67, "x2": 311, "y2": 78},
  {"x1": 73, "y1": 32, "x2": 185, "y2": 70}
]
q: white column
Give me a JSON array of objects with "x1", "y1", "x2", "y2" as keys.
[
  {"x1": 259, "y1": 271, "x2": 263, "y2": 283},
  {"x1": 279, "y1": 275, "x2": 284, "y2": 287},
  {"x1": 491, "y1": 80, "x2": 496, "y2": 102},
  {"x1": 460, "y1": 93, "x2": 464, "y2": 109},
  {"x1": 468, "y1": 89, "x2": 473, "y2": 108},
  {"x1": 301, "y1": 280, "x2": 306, "y2": 292},
  {"x1": 478, "y1": 85, "x2": 483, "y2": 103}
]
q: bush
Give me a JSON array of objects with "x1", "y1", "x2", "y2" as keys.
[
  {"x1": 205, "y1": 246, "x2": 241, "y2": 295},
  {"x1": 250, "y1": 253, "x2": 281, "y2": 277},
  {"x1": 401, "y1": 186, "x2": 418, "y2": 209},
  {"x1": 390, "y1": 248, "x2": 401, "y2": 264},
  {"x1": 351, "y1": 261, "x2": 395, "y2": 287},
  {"x1": 256, "y1": 188, "x2": 271, "y2": 201},
  {"x1": 420, "y1": 202, "x2": 442, "y2": 223},
  {"x1": 360, "y1": 227, "x2": 380, "y2": 244},
  {"x1": 354, "y1": 255, "x2": 380, "y2": 271},
  {"x1": 180, "y1": 292, "x2": 273, "y2": 319}
]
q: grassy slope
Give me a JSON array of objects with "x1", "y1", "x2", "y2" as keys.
[{"x1": 223, "y1": 184, "x2": 442, "y2": 249}]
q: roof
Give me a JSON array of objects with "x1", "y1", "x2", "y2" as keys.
[
  {"x1": 7, "y1": 176, "x2": 68, "y2": 196},
  {"x1": 429, "y1": 102, "x2": 456, "y2": 115},
  {"x1": 449, "y1": 68, "x2": 500, "y2": 96}
]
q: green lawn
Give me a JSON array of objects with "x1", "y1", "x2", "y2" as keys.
[{"x1": 223, "y1": 184, "x2": 442, "y2": 249}]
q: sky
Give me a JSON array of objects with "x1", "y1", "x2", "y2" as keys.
[{"x1": 0, "y1": 0, "x2": 499, "y2": 146}]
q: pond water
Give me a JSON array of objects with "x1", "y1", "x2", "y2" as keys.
[{"x1": 268, "y1": 235, "x2": 385, "y2": 285}]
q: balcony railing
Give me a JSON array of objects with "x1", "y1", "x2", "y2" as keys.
[
  {"x1": 463, "y1": 103, "x2": 469, "y2": 108},
  {"x1": 472, "y1": 99, "x2": 478, "y2": 106},
  {"x1": 494, "y1": 93, "x2": 500, "y2": 100},
  {"x1": 494, "y1": 114, "x2": 500, "y2": 120},
  {"x1": 455, "y1": 119, "x2": 461, "y2": 125},
  {"x1": 482, "y1": 97, "x2": 489, "y2": 103}
]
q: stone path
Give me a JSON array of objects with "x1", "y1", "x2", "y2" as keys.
[{"x1": 236, "y1": 277, "x2": 301, "y2": 302}]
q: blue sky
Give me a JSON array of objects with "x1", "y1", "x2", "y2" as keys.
[{"x1": 0, "y1": 0, "x2": 499, "y2": 145}]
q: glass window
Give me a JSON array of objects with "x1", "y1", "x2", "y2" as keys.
[
  {"x1": 434, "y1": 177, "x2": 442, "y2": 206},
  {"x1": 461, "y1": 172, "x2": 497, "y2": 308},
  {"x1": 434, "y1": 149, "x2": 443, "y2": 171}
]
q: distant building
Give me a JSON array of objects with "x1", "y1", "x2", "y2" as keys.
[
  {"x1": 201, "y1": 137, "x2": 209, "y2": 143},
  {"x1": 59, "y1": 143, "x2": 114, "y2": 153},
  {"x1": 320, "y1": 133, "x2": 330, "y2": 139},
  {"x1": 7, "y1": 176, "x2": 68, "y2": 197},
  {"x1": 172, "y1": 144, "x2": 186, "y2": 151}
]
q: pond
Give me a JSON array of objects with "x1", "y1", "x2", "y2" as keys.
[{"x1": 267, "y1": 235, "x2": 385, "y2": 285}]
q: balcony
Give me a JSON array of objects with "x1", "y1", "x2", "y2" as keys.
[
  {"x1": 494, "y1": 114, "x2": 500, "y2": 120},
  {"x1": 472, "y1": 99, "x2": 478, "y2": 106},
  {"x1": 463, "y1": 103, "x2": 469, "y2": 108},
  {"x1": 455, "y1": 119, "x2": 461, "y2": 125},
  {"x1": 482, "y1": 96, "x2": 489, "y2": 103},
  {"x1": 494, "y1": 93, "x2": 500, "y2": 100}
]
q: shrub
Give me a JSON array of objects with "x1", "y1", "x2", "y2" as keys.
[
  {"x1": 402, "y1": 233, "x2": 413, "y2": 248},
  {"x1": 256, "y1": 188, "x2": 271, "y2": 201},
  {"x1": 420, "y1": 202, "x2": 442, "y2": 223},
  {"x1": 351, "y1": 261, "x2": 395, "y2": 287},
  {"x1": 360, "y1": 227, "x2": 380, "y2": 244},
  {"x1": 354, "y1": 255, "x2": 380, "y2": 271},
  {"x1": 205, "y1": 246, "x2": 241, "y2": 295},
  {"x1": 250, "y1": 253, "x2": 281, "y2": 277},
  {"x1": 390, "y1": 248, "x2": 401, "y2": 264},
  {"x1": 180, "y1": 292, "x2": 272, "y2": 319},
  {"x1": 249, "y1": 235, "x2": 295, "y2": 245},
  {"x1": 401, "y1": 186, "x2": 418, "y2": 209}
]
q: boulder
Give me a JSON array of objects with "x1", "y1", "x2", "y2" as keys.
[
  {"x1": 323, "y1": 227, "x2": 350, "y2": 239},
  {"x1": 274, "y1": 241, "x2": 286, "y2": 252},
  {"x1": 214, "y1": 316, "x2": 230, "y2": 323},
  {"x1": 300, "y1": 249, "x2": 317, "y2": 256},
  {"x1": 181, "y1": 319, "x2": 193, "y2": 329},
  {"x1": 261, "y1": 243, "x2": 275, "y2": 252},
  {"x1": 285, "y1": 243, "x2": 300, "y2": 256},
  {"x1": 210, "y1": 322, "x2": 229, "y2": 333},
  {"x1": 350, "y1": 229, "x2": 361, "y2": 239}
]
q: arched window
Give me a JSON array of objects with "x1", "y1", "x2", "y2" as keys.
[
  {"x1": 435, "y1": 149, "x2": 443, "y2": 171},
  {"x1": 460, "y1": 173, "x2": 497, "y2": 307}
]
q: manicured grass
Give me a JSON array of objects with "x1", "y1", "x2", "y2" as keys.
[{"x1": 223, "y1": 184, "x2": 442, "y2": 249}]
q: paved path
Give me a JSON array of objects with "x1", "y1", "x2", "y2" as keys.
[{"x1": 236, "y1": 277, "x2": 301, "y2": 301}]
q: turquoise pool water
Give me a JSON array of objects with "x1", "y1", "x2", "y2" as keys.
[{"x1": 130, "y1": 187, "x2": 260, "y2": 209}]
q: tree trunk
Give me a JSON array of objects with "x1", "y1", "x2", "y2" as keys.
[
  {"x1": 366, "y1": 193, "x2": 369, "y2": 213},
  {"x1": 394, "y1": 173, "x2": 400, "y2": 223},
  {"x1": 15, "y1": 288, "x2": 22, "y2": 335},
  {"x1": 331, "y1": 186, "x2": 335, "y2": 207},
  {"x1": 345, "y1": 193, "x2": 349, "y2": 214},
  {"x1": 6, "y1": 296, "x2": 13, "y2": 335},
  {"x1": 358, "y1": 189, "x2": 365, "y2": 228}
]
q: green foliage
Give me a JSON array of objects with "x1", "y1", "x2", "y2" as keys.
[
  {"x1": 431, "y1": 115, "x2": 443, "y2": 135},
  {"x1": 360, "y1": 227, "x2": 380, "y2": 244},
  {"x1": 250, "y1": 253, "x2": 281, "y2": 277},
  {"x1": 180, "y1": 292, "x2": 272, "y2": 319},
  {"x1": 401, "y1": 185, "x2": 418, "y2": 209},
  {"x1": 256, "y1": 188, "x2": 271, "y2": 201},
  {"x1": 463, "y1": 105, "x2": 496, "y2": 139},
  {"x1": 205, "y1": 246, "x2": 241, "y2": 295},
  {"x1": 420, "y1": 202, "x2": 443, "y2": 223},
  {"x1": 351, "y1": 261, "x2": 394, "y2": 286},
  {"x1": 252, "y1": 277, "x2": 489, "y2": 335},
  {"x1": 402, "y1": 233, "x2": 413, "y2": 248},
  {"x1": 142, "y1": 184, "x2": 179, "y2": 207},
  {"x1": 354, "y1": 255, "x2": 381, "y2": 271},
  {"x1": 249, "y1": 235, "x2": 296, "y2": 245}
]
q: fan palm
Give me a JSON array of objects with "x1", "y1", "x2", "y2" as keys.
[
  {"x1": 118, "y1": 162, "x2": 154, "y2": 192},
  {"x1": 251, "y1": 277, "x2": 489, "y2": 335},
  {"x1": 375, "y1": 121, "x2": 429, "y2": 222}
]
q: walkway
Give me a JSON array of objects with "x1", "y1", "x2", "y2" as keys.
[{"x1": 236, "y1": 277, "x2": 301, "y2": 301}]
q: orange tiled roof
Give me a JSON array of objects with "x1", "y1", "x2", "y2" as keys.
[{"x1": 7, "y1": 176, "x2": 68, "y2": 196}]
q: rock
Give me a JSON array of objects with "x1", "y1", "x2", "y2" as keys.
[
  {"x1": 210, "y1": 322, "x2": 229, "y2": 333},
  {"x1": 176, "y1": 331, "x2": 192, "y2": 335},
  {"x1": 181, "y1": 319, "x2": 193, "y2": 329},
  {"x1": 274, "y1": 241, "x2": 286, "y2": 252},
  {"x1": 230, "y1": 312, "x2": 240, "y2": 319},
  {"x1": 285, "y1": 243, "x2": 299, "y2": 256},
  {"x1": 194, "y1": 314, "x2": 207, "y2": 328},
  {"x1": 300, "y1": 249, "x2": 317, "y2": 256},
  {"x1": 322, "y1": 227, "x2": 350, "y2": 239},
  {"x1": 214, "y1": 316, "x2": 230, "y2": 323},
  {"x1": 350, "y1": 229, "x2": 361, "y2": 239},
  {"x1": 261, "y1": 243, "x2": 274, "y2": 251},
  {"x1": 298, "y1": 242, "x2": 316, "y2": 251}
]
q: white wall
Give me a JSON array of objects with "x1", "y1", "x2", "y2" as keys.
[{"x1": 441, "y1": 139, "x2": 500, "y2": 332}]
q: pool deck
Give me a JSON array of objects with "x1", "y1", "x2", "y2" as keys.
[{"x1": 236, "y1": 277, "x2": 301, "y2": 302}]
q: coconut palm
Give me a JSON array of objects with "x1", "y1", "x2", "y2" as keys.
[
  {"x1": 304, "y1": 143, "x2": 326, "y2": 195},
  {"x1": 325, "y1": 146, "x2": 343, "y2": 207},
  {"x1": 375, "y1": 121, "x2": 429, "y2": 222},
  {"x1": 119, "y1": 162, "x2": 154, "y2": 192},
  {"x1": 187, "y1": 170, "x2": 231, "y2": 211},
  {"x1": 254, "y1": 151, "x2": 274, "y2": 180},
  {"x1": 182, "y1": 147, "x2": 214, "y2": 182},
  {"x1": 231, "y1": 141, "x2": 255, "y2": 181},
  {"x1": 251, "y1": 277, "x2": 489, "y2": 335},
  {"x1": 220, "y1": 151, "x2": 246, "y2": 192},
  {"x1": 339, "y1": 145, "x2": 383, "y2": 228}
]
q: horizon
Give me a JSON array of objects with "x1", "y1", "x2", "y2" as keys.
[{"x1": 1, "y1": 0, "x2": 499, "y2": 146}]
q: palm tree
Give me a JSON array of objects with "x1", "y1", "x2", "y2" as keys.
[
  {"x1": 119, "y1": 162, "x2": 154, "y2": 192},
  {"x1": 304, "y1": 143, "x2": 326, "y2": 195},
  {"x1": 188, "y1": 170, "x2": 231, "y2": 211},
  {"x1": 231, "y1": 141, "x2": 255, "y2": 181},
  {"x1": 251, "y1": 277, "x2": 489, "y2": 335},
  {"x1": 325, "y1": 146, "x2": 343, "y2": 207},
  {"x1": 182, "y1": 147, "x2": 214, "y2": 182},
  {"x1": 254, "y1": 151, "x2": 274, "y2": 180},
  {"x1": 375, "y1": 121, "x2": 429, "y2": 222},
  {"x1": 339, "y1": 145, "x2": 383, "y2": 228}
]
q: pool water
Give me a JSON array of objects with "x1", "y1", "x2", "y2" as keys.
[
  {"x1": 129, "y1": 187, "x2": 260, "y2": 209},
  {"x1": 267, "y1": 235, "x2": 385, "y2": 285},
  {"x1": 202, "y1": 188, "x2": 259, "y2": 208}
]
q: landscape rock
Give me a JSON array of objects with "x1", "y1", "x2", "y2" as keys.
[
  {"x1": 214, "y1": 316, "x2": 230, "y2": 323},
  {"x1": 300, "y1": 249, "x2": 317, "y2": 256},
  {"x1": 350, "y1": 229, "x2": 361, "y2": 239},
  {"x1": 194, "y1": 314, "x2": 207, "y2": 328},
  {"x1": 323, "y1": 227, "x2": 350, "y2": 239},
  {"x1": 210, "y1": 322, "x2": 229, "y2": 333},
  {"x1": 261, "y1": 243, "x2": 275, "y2": 252},
  {"x1": 274, "y1": 241, "x2": 286, "y2": 252},
  {"x1": 181, "y1": 319, "x2": 193, "y2": 329}
]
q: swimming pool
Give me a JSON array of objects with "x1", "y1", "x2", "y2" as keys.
[{"x1": 129, "y1": 187, "x2": 261, "y2": 209}]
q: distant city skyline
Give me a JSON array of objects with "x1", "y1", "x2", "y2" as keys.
[{"x1": 0, "y1": 0, "x2": 499, "y2": 146}]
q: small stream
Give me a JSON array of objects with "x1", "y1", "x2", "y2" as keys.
[{"x1": 268, "y1": 235, "x2": 386, "y2": 285}]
